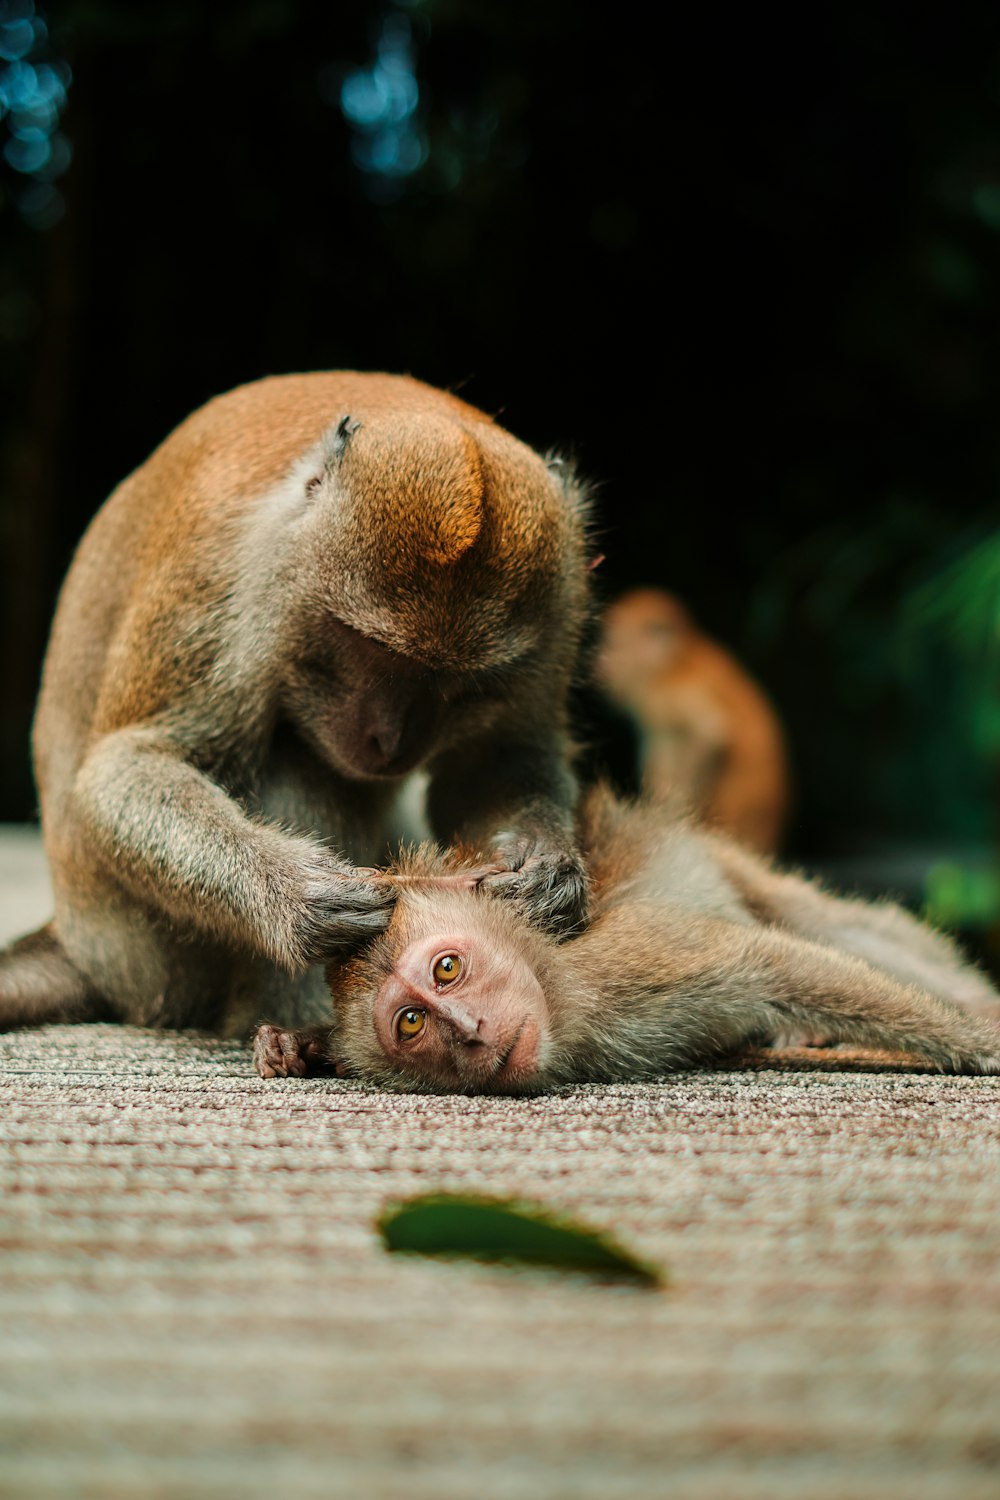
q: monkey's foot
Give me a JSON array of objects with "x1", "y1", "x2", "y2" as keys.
[
  {"x1": 772, "y1": 1029, "x2": 838, "y2": 1049},
  {"x1": 252, "y1": 1023, "x2": 336, "y2": 1079}
]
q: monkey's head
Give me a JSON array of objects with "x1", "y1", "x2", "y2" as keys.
[
  {"x1": 596, "y1": 588, "x2": 693, "y2": 708},
  {"x1": 278, "y1": 398, "x2": 590, "y2": 781},
  {"x1": 326, "y1": 867, "x2": 562, "y2": 1093}
]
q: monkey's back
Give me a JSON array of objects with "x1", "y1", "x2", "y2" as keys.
[
  {"x1": 34, "y1": 374, "x2": 499, "y2": 789},
  {"x1": 32, "y1": 370, "x2": 586, "y2": 871}
]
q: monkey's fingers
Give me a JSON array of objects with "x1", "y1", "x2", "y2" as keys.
[
  {"x1": 771, "y1": 1027, "x2": 839, "y2": 1049},
  {"x1": 253, "y1": 1022, "x2": 338, "y2": 1079},
  {"x1": 386, "y1": 864, "x2": 507, "y2": 891},
  {"x1": 300, "y1": 876, "x2": 398, "y2": 959},
  {"x1": 479, "y1": 849, "x2": 590, "y2": 937},
  {"x1": 253, "y1": 1024, "x2": 311, "y2": 1079}
]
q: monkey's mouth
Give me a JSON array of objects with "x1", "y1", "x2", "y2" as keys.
[
  {"x1": 365, "y1": 757, "x2": 421, "y2": 780},
  {"x1": 341, "y1": 741, "x2": 429, "y2": 781},
  {"x1": 493, "y1": 1035, "x2": 517, "y2": 1075},
  {"x1": 492, "y1": 1020, "x2": 541, "y2": 1087}
]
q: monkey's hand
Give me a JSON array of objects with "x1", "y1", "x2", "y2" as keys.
[
  {"x1": 253, "y1": 1023, "x2": 338, "y2": 1078},
  {"x1": 477, "y1": 838, "x2": 589, "y2": 937},
  {"x1": 296, "y1": 860, "x2": 398, "y2": 963}
]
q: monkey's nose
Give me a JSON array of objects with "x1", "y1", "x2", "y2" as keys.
[
  {"x1": 433, "y1": 996, "x2": 485, "y2": 1046},
  {"x1": 367, "y1": 725, "x2": 402, "y2": 762},
  {"x1": 363, "y1": 719, "x2": 419, "y2": 776},
  {"x1": 364, "y1": 697, "x2": 436, "y2": 773}
]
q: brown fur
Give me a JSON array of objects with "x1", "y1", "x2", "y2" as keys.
[
  {"x1": 282, "y1": 788, "x2": 1000, "y2": 1092},
  {"x1": 597, "y1": 589, "x2": 788, "y2": 853},
  {"x1": 3, "y1": 372, "x2": 593, "y2": 1038}
]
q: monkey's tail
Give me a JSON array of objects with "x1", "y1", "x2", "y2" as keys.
[{"x1": 0, "y1": 923, "x2": 108, "y2": 1029}]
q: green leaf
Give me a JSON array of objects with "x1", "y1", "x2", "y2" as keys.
[{"x1": 377, "y1": 1192, "x2": 664, "y2": 1286}]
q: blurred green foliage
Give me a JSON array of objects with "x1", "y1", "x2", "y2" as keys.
[
  {"x1": 925, "y1": 861, "x2": 1000, "y2": 930},
  {"x1": 904, "y1": 531, "x2": 1000, "y2": 759},
  {"x1": 905, "y1": 533, "x2": 1000, "y2": 927}
]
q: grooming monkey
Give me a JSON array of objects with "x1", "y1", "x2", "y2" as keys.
[
  {"x1": 0, "y1": 373, "x2": 592, "y2": 1038},
  {"x1": 254, "y1": 789, "x2": 1000, "y2": 1089},
  {"x1": 597, "y1": 589, "x2": 788, "y2": 854}
]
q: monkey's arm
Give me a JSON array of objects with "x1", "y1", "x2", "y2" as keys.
[
  {"x1": 73, "y1": 728, "x2": 395, "y2": 971},
  {"x1": 713, "y1": 840, "x2": 1000, "y2": 1018},
  {"x1": 425, "y1": 735, "x2": 587, "y2": 935},
  {"x1": 558, "y1": 903, "x2": 1000, "y2": 1079}
]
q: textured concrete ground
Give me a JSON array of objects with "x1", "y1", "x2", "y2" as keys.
[{"x1": 2, "y1": 829, "x2": 999, "y2": 1500}]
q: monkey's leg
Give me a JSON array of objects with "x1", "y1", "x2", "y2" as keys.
[
  {"x1": 564, "y1": 905, "x2": 1000, "y2": 1078},
  {"x1": 252, "y1": 1022, "x2": 339, "y2": 1079},
  {"x1": 72, "y1": 728, "x2": 396, "y2": 974},
  {"x1": 821, "y1": 902, "x2": 1000, "y2": 1017},
  {"x1": 0, "y1": 924, "x2": 109, "y2": 1029}
]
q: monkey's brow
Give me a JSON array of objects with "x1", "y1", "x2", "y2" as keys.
[{"x1": 447, "y1": 659, "x2": 534, "y2": 696}]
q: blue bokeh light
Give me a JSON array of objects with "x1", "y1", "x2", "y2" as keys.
[
  {"x1": 336, "y1": 10, "x2": 427, "y2": 189},
  {"x1": 0, "y1": 1, "x2": 71, "y2": 227}
]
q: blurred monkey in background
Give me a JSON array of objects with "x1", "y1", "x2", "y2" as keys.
[{"x1": 596, "y1": 589, "x2": 788, "y2": 855}]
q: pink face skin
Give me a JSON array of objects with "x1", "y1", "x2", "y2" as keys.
[{"x1": 373, "y1": 930, "x2": 549, "y2": 1091}]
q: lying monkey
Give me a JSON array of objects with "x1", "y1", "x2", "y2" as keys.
[
  {"x1": 253, "y1": 790, "x2": 1000, "y2": 1091},
  {"x1": 596, "y1": 589, "x2": 788, "y2": 854}
]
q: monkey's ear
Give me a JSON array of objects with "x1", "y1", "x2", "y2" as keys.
[
  {"x1": 306, "y1": 415, "x2": 364, "y2": 497},
  {"x1": 545, "y1": 451, "x2": 592, "y2": 520},
  {"x1": 329, "y1": 414, "x2": 363, "y2": 460}
]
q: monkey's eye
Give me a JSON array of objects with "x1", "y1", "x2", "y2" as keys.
[
  {"x1": 396, "y1": 1008, "x2": 427, "y2": 1040},
  {"x1": 432, "y1": 954, "x2": 463, "y2": 985}
]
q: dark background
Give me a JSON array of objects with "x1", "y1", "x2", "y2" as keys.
[{"x1": 1, "y1": 3, "x2": 998, "y2": 909}]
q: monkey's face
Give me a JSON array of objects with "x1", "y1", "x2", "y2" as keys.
[
  {"x1": 276, "y1": 408, "x2": 589, "y2": 780},
  {"x1": 372, "y1": 930, "x2": 546, "y2": 1088},
  {"x1": 328, "y1": 888, "x2": 556, "y2": 1092},
  {"x1": 286, "y1": 619, "x2": 450, "y2": 780},
  {"x1": 596, "y1": 589, "x2": 690, "y2": 704},
  {"x1": 284, "y1": 618, "x2": 529, "y2": 781}
]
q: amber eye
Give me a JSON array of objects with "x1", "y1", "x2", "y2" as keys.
[
  {"x1": 432, "y1": 954, "x2": 463, "y2": 985},
  {"x1": 397, "y1": 1008, "x2": 426, "y2": 1040}
]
